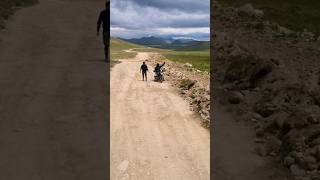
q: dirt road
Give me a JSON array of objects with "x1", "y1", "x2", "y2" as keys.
[
  {"x1": 0, "y1": 0, "x2": 108, "y2": 179},
  {"x1": 211, "y1": 92, "x2": 291, "y2": 180},
  {"x1": 212, "y1": 105, "x2": 274, "y2": 180},
  {"x1": 110, "y1": 52, "x2": 210, "y2": 180}
]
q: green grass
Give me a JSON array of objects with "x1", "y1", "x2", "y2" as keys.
[
  {"x1": 110, "y1": 38, "x2": 143, "y2": 62},
  {"x1": 136, "y1": 47, "x2": 210, "y2": 72},
  {"x1": 218, "y1": 0, "x2": 320, "y2": 33},
  {"x1": 162, "y1": 50, "x2": 210, "y2": 72},
  {"x1": 134, "y1": 47, "x2": 168, "y2": 53},
  {"x1": 114, "y1": 40, "x2": 210, "y2": 72}
]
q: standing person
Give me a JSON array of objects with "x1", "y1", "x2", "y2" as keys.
[
  {"x1": 97, "y1": 1, "x2": 110, "y2": 62},
  {"x1": 140, "y1": 62, "x2": 149, "y2": 81}
]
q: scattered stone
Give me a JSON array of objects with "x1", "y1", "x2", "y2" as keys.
[
  {"x1": 315, "y1": 146, "x2": 320, "y2": 160},
  {"x1": 278, "y1": 26, "x2": 295, "y2": 36},
  {"x1": 290, "y1": 164, "x2": 306, "y2": 176},
  {"x1": 301, "y1": 31, "x2": 315, "y2": 41},
  {"x1": 254, "y1": 9, "x2": 264, "y2": 18},
  {"x1": 284, "y1": 156, "x2": 295, "y2": 167},
  {"x1": 302, "y1": 156, "x2": 317, "y2": 170},
  {"x1": 252, "y1": 113, "x2": 263, "y2": 120},
  {"x1": 238, "y1": 4, "x2": 255, "y2": 17},
  {"x1": 184, "y1": 63, "x2": 193, "y2": 68},
  {"x1": 255, "y1": 102, "x2": 277, "y2": 117},
  {"x1": 255, "y1": 138, "x2": 266, "y2": 143},
  {"x1": 311, "y1": 137, "x2": 320, "y2": 146},
  {"x1": 228, "y1": 91, "x2": 244, "y2": 104},
  {"x1": 274, "y1": 117, "x2": 286, "y2": 130},
  {"x1": 307, "y1": 115, "x2": 319, "y2": 124},
  {"x1": 255, "y1": 145, "x2": 267, "y2": 157},
  {"x1": 265, "y1": 136, "x2": 281, "y2": 154},
  {"x1": 179, "y1": 79, "x2": 196, "y2": 90},
  {"x1": 256, "y1": 128, "x2": 265, "y2": 137},
  {"x1": 224, "y1": 56, "x2": 273, "y2": 87},
  {"x1": 272, "y1": 112, "x2": 289, "y2": 130}
]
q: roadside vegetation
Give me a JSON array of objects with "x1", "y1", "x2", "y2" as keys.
[
  {"x1": 218, "y1": 0, "x2": 320, "y2": 33},
  {"x1": 135, "y1": 47, "x2": 210, "y2": 72},
  {"x1": 111, "y1": 38, "x2": 210, "y2": 72},
  {"x1": 0, "y1": 0, "x2": 38, "y2": 29},
  {"x1": 161, "y1": 50, "x2": 210, "y2": 72}
]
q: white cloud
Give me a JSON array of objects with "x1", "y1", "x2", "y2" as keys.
[
  {"x1": 156, "y1": 27, "x2": 209, "y2": 35},
  {"x1": 111, "y1": 0, "x2": 210, "y2": 39}
]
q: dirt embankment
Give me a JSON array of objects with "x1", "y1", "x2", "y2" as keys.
[
  {"x1": 146, "y1": 53, "x2": 210, "y2": 128},
  {"x1": 213, "y1": 1, "x2": 320, "y2": 179}
]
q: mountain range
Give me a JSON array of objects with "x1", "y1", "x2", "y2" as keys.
[{"x1": 119, "y1": 36, "x2": 210, "y2": 51}]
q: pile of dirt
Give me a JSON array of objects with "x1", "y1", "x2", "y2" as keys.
[
  {"x1": 213, "y1": 1, "x2": 320, "y2": 179},
  {"x1": 0, "y1": 0, "x2": 38, "y2": 29},
  {"x1": 149, "y1": 53, "x2": 210, "y2": 128}
]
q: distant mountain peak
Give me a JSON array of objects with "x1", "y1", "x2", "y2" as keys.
[{"x1": 121, "y1": 36, "x2": 210, "y2": 51}]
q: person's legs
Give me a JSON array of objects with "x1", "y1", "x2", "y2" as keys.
[
  {"x1": 144, "y1": 71, "x2": 147, "y2": 81},
  {"x1": 103, "y1": 32, "x2": 110, "y2": 62},
  {"x1": 104, "y1": 45, "x2": 109, "y2": 61}
]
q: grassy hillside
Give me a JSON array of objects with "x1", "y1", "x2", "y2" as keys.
[
  {"x1": 218, "y1": 0, "x2": 320, "y2": 33},
  {"x1": 163, "y1": 41, "x2": 210, "y2": 51},
  {"x1": 136, "y1": 48, "x2": 210, "y2": 72},
  {"x1": 0, "y1": 0, "x2": 38, "y2": 28},
  {"x1": 177, "y1": 41, "x2": 209, "y2": 51},
  {"x1": 123, "y1": 36, "x2": 210, "y2": 51},
  {"x1": 163, "y1": 50, "x2": 210, "y2": 72},
  {"x1": 110, "y1": 38, "x2": 142, "y2": 64},
  {"x1": 114, "y1": 38, "x2": 210, "y2": 72}
]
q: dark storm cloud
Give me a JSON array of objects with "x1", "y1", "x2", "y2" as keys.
[
  {"x1": 111, "y1": 0, "x2": 210, "y2": 39},
  {"x1": 116, "y1": 0, "x2": 209, "y2": 12}
]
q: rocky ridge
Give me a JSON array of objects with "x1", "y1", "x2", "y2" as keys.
[{"x1": 212, "y1": 1, "x2": 320, "y2": 179}]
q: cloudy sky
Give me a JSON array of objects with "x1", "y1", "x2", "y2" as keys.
[{"x1": 110, "y1": 0, "x2": 210, "y2": 40}]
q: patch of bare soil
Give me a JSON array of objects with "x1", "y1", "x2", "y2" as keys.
[{"x1": 212, "y1": 1, "x2": 320, "y2": 179}]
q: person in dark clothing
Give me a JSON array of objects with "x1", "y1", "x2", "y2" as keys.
[
  {"x1": 154, "y1": 62, "x2": 165, "y2": 76},
  {"x1": 140, "y1": 62, "x2": 149, "y2": 81},
  {"x1": 97, "y1": 1, "x2": 110, "y2": 62}
]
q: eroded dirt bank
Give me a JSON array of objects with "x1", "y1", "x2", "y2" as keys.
[{"x1": 212, "y1": 1, "x2": 320, "y2": 179}]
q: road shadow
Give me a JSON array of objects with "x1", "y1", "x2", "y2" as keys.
[{"x1": 87, "y1": 59, "x2": 108, "y2": 63}]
